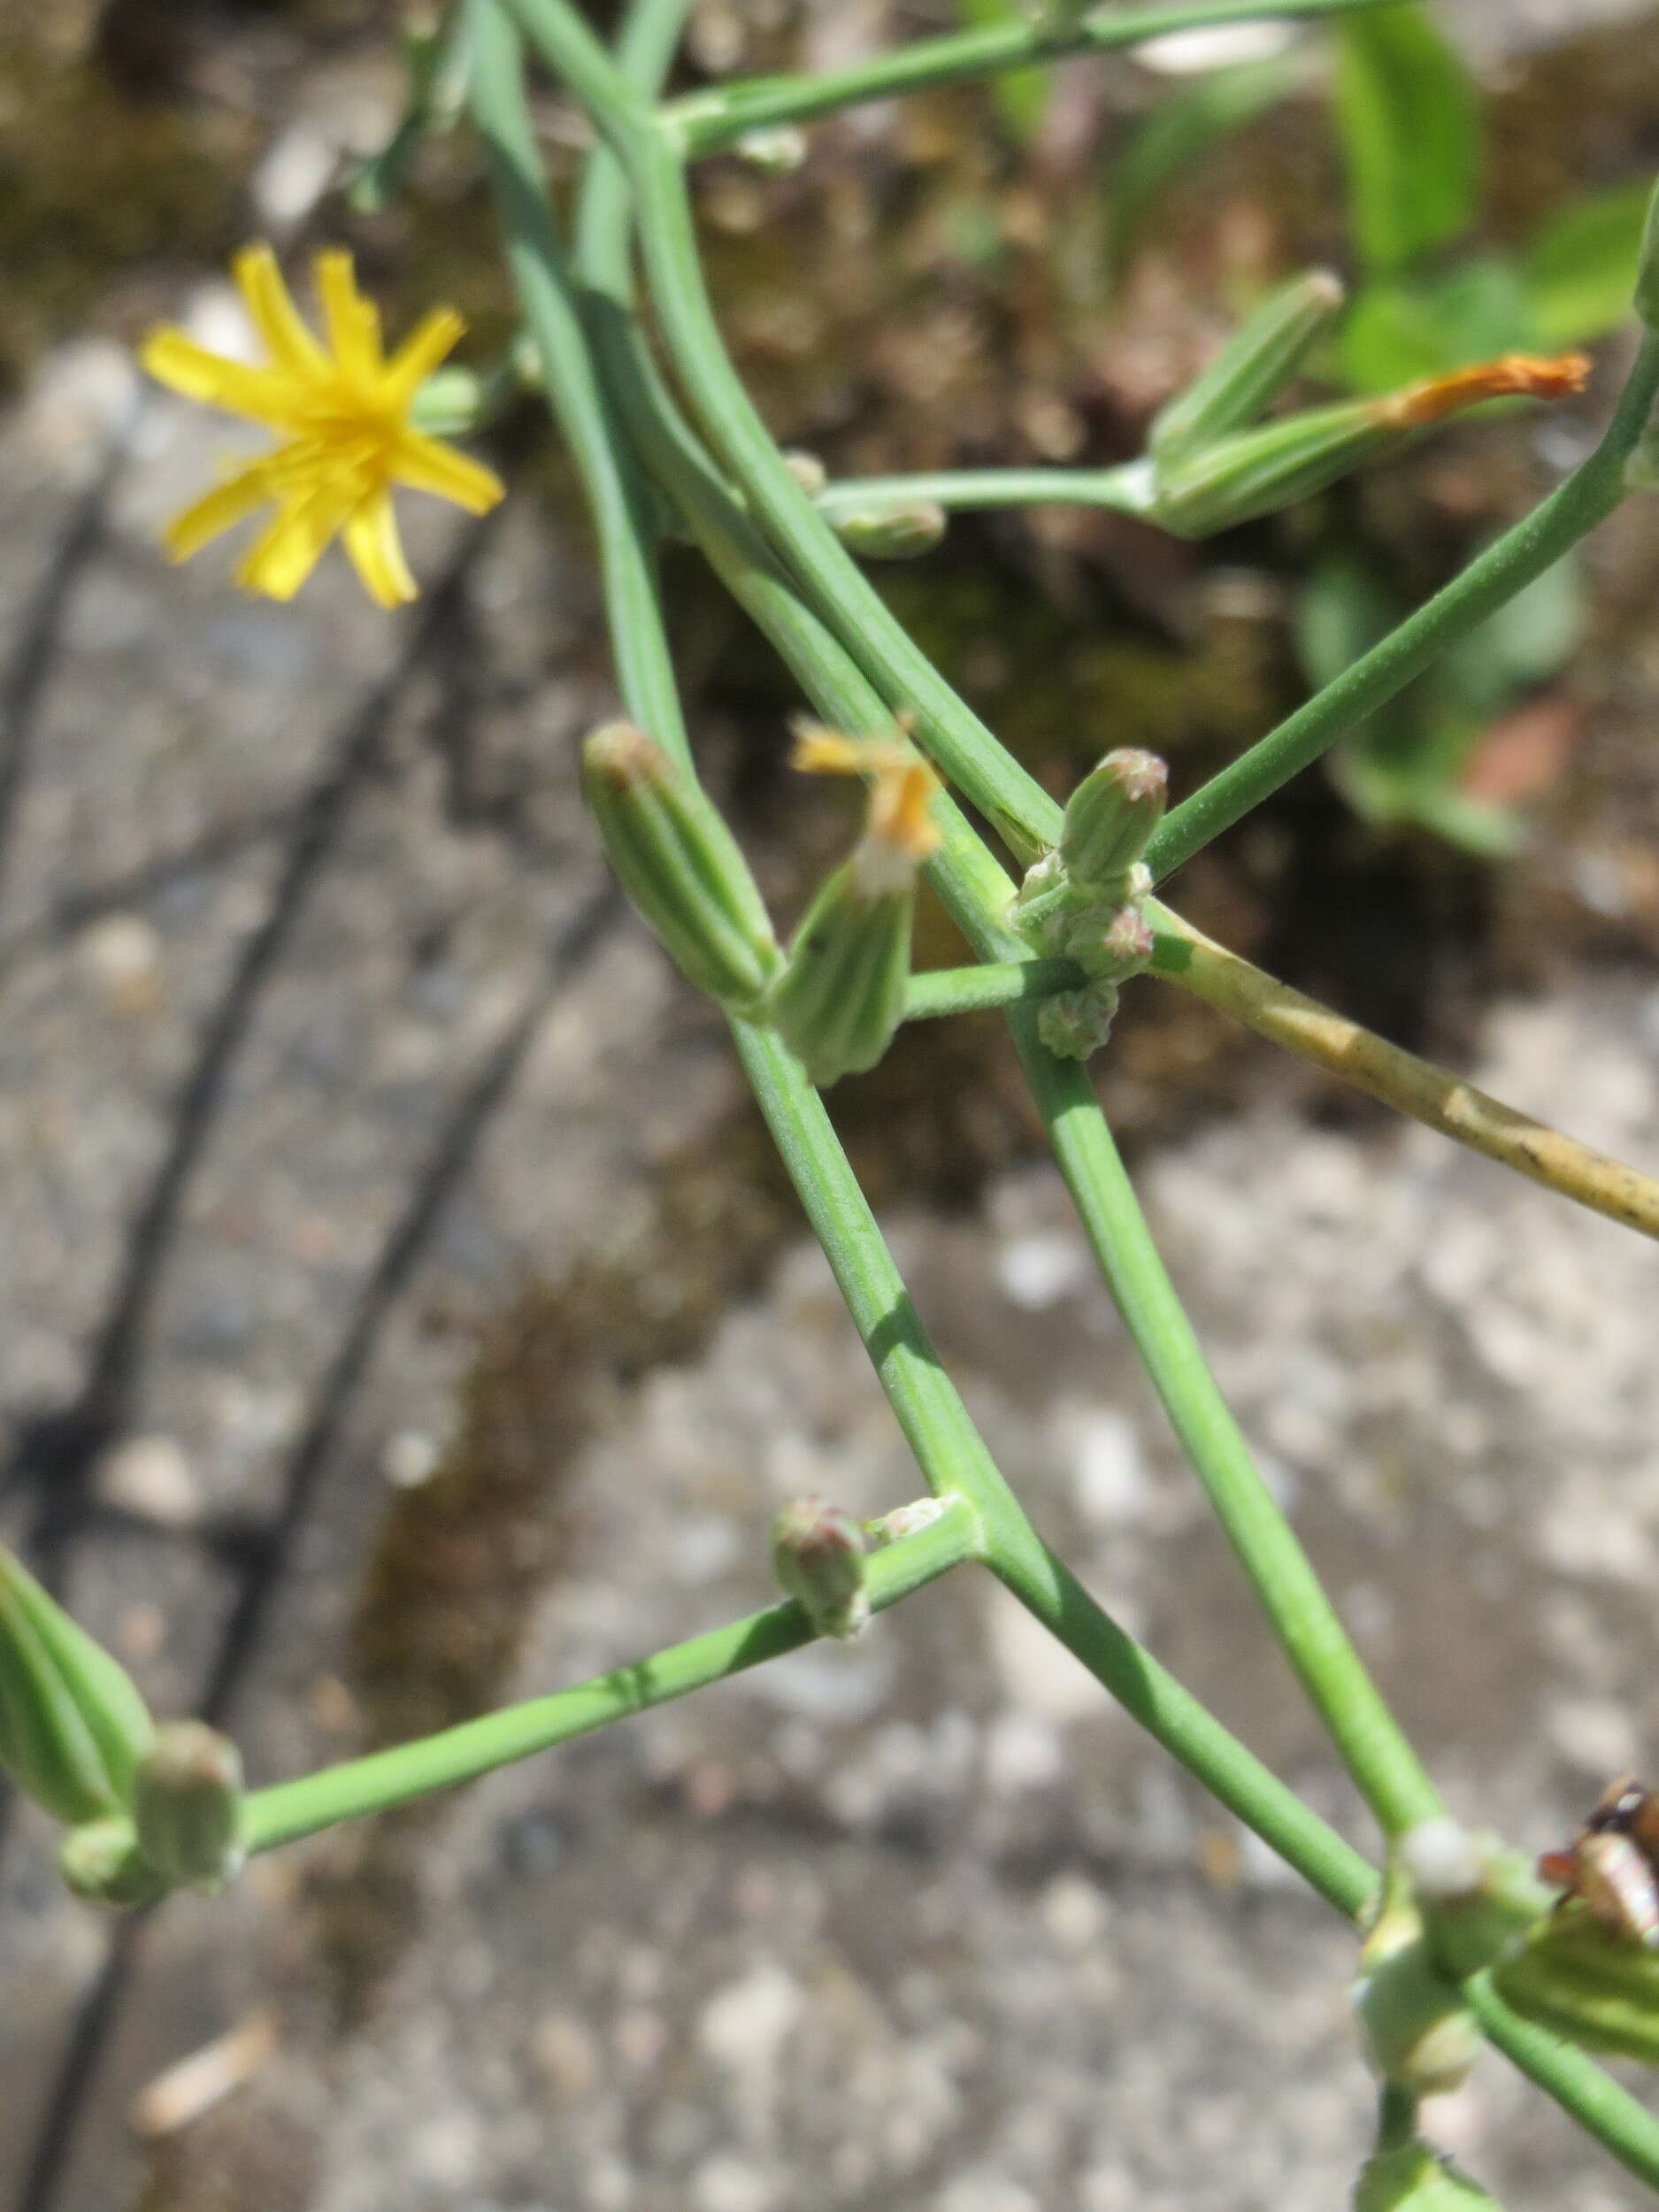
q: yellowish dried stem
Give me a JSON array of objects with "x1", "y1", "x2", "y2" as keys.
[{"x1": 1154, "y1": 906, "x2": 1659, "y2": 1244}]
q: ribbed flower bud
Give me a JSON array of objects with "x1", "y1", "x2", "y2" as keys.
[
  {"x1": 58, "y1": 1818, "x2": 168, "y2": 1909},
  {"x1": 827, "y1": 501, "x2": 949, "y2": 562},
  {"x1": 1493, "y1": 1901, "x2": 1659, "y2": 2069},
  {"x1": 581, "y1": 723, "x2": 780, "y2": 1015},
  {"x1": 133, "y1": 1721, "x2": 247, "y2": 1894},
  {"x1": 1354, "y1": 2144, "x2": 1502, "y2": 2212},
  {"x1": 1059, "y1": 749, "x2": 1168, "y2": 890},
  {"x1": 0, "y1": 1543, "x2": 154, "y2": 1826},
  {"x1": 1149, "y1": 270, "x2": 1346, "y2": 468},
  {"x1": 772, "y1": 1499, "x2": 869, "y2": 1640},
  {"x1": 1152, "y1": 353, "x2": 1590, "y2": 538},
  {"x1": 766, "y1": 727, "x2": 941, "y2": 1087}
]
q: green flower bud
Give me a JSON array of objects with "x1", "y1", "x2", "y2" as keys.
[
  {"x1": 1152, "y1": 401, "x2": 1399, "y2": 537},
  {"x1": 0, "y1": 1544, "x2": 154, "y2": 1825},
  {"x1": 1152, "y1": 354, "x2": 1589, "y2": 539},
  {"x1": 1492, "y1": 1900, "x2": 1659, "y2": 2069},
  {"x1": 1149, "y1": 270, "x2": 1345, "y2": 468},
  {"x1": 58, "y1": 1818, "x2": 167, "y2": 1909},
  {"x1": 1355, "y1": 2143, "x2": 1502, "y2": 2212},
  {"x1": 827, "y1": 501, "x2": 949, "y2": 562},
  {"x1": 1010, "y1": 849, "x2": 1081, "y2": 954},
  {"x1": 581, "y1": 723, "x2": 780, "y2": 1015},
  {"x1": 1635, "y1": 175, "x2": 1659, "y2": 332},
  {"x1": 133, "y1": 1722, "x2": 247, "y2": 1894},
  {"x1": 1355, "y1": 1884, "x2": 1480, "y2": 2095},
  {"x1": 768, "y1": 859, "x2": 915, "y2": 1087},
  {"x1": 1057, "y1": 902, "x2": 1156, "y2": 984},
  {"x1": 772, "y1": 1499, "x2": 869, "y2": 1640},
  {"x1": 1037, "y1": 980, "x2": 1120, "y2": 1062},
  {"x1": 770, "y1": 729, "x2": 942, "y2": 1087},
  {"x1": 1059, "y1": 749, "x2": 1168, "y2": 889}
]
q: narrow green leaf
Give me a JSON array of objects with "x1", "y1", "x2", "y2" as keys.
[{"x1": 1333, "y1": 4, "x2": 1481, "y2": 272}]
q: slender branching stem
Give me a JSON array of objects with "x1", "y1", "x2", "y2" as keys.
[
  {"x1": 517, "y1": 0, "x2": 1440, "y2": 1843},
  {"x1": 815, "y1": 464, "x2": 1156, "y2": 519},
  {"x1": 1010, "y1": 1016, "x2": 1447, "y2": 1837},
  {"x1": 244, "y1": 1498, "x2": 981, "y2": 1850},
  {"x1": 661, "y1": 0, "x2": 1396, "y2": 155},
  {"x1": 465, "y1": 0, "x2": 1659, "y2": 2184},
  {"x1": 1469, "y1": 1977, "x2": 1659, "y2": 2194},
  {"x1": 461, "y1": 0, "x2": 1380, "y2": 1913}
]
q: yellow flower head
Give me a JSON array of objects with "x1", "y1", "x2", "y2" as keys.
[{"x1": 141, "y1": 244, "x2": 505, "y2": 609}]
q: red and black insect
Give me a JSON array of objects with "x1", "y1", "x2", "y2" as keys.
[{"x1": 1540, "y1": 1776, "x2": 1659, "y2": 1948}]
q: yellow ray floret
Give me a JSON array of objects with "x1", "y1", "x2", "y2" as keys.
[
  {"x1": 140, "y1": 245, "x2": 504, "y2": 609},
  {"x1": 792, "y1": 720, "x2": 942, "y2": 866}
]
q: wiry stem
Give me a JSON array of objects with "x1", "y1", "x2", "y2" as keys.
[
  {"x1": 1152, "y1": 905, "x2": 1659, "y2": 1243},
  {"x1": 245, "y1": 1498, "x2": 980, "y2": 1848},
  {"x1": 662, "y1": 0, "x2": 1397, "y2": 154},
  {"x1": 460, "y1": 0, "x2": 1381, "y2": 1912}
]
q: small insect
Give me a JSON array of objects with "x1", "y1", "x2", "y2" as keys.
[{"x1": 1540, "y1": 1775, "x2": 1659, "y2": 1948}]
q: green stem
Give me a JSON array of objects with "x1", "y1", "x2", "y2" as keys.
[
  {"x1": 1375, "y1": 2081, "x2": 1419, "y2": 2155},
  {"x1": 510, "y1": 0, "x2": 1065, "y2": 864},
  {"x1": 468, "y1": 0, "x2": 684, "y2": 749},
  {"x1": 243, "y1": 1499, "x2": 979, "y2": 1850},
  {"x1": 482, "y1": 0, "x2": 1659, "y2": 2172},
  {"x1": 1148, "y1": 334, "x2": 1659, "y2": 882},
  {"x1": 537, "y1": 0, "x2": 1436, "y2": 1843},
  {"x1": 1468, "y1": 1976, "x2": 1659, "y2": 2194},
  {"x1": 1011, "y1": 1012, "x2": 1444, "y2": 1838},
  {"x1": 661, "y1": 0, "x2": 1396, "y2": 154},
  {"x1": 465, "y1": 0, "x2": 1374, "y2": 1911},
  {"x1": 469, "y1": 15, "x2": 1659, "y2": 2183},
  {"x1": 989, "y1": 1535, "x2": 1374, "y2": 1916},
  {"x1": 817, "y1": 463, "x2": 1155, "y2": 519},
  {"x1": 563, "y1": 0, "x2": 1382, "y2": 1909},
  {"x1": 905, "y1": 958, "x2": 1082, "y2": 1020}
]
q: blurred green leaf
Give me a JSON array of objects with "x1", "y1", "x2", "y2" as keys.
[
  {"x1": 1106, "y1": 58, "x2": 1297, "y2": 268},
  {"x1": 1294, "y1": 549, "x2": 1558, "y2": 858},
  {"x1": 1524, "y1": 178, "x2": 1654, "y2": 347},
  {"x1": 1294, "y1": 547, "x2": 1400, "y2": 687},
  {"x1": 1337, "y1": 257, "x2": 1534, "y2": 390},
  {"x1": 956, "y1": 0, "x2": 1050, "y2": 142},
  {"x1": 1333, "y1": 4, "x2": 1481, "y2": 272},
  {"x1": 1440, "y1": 552, "x2": 1582, "y2": 716}
]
